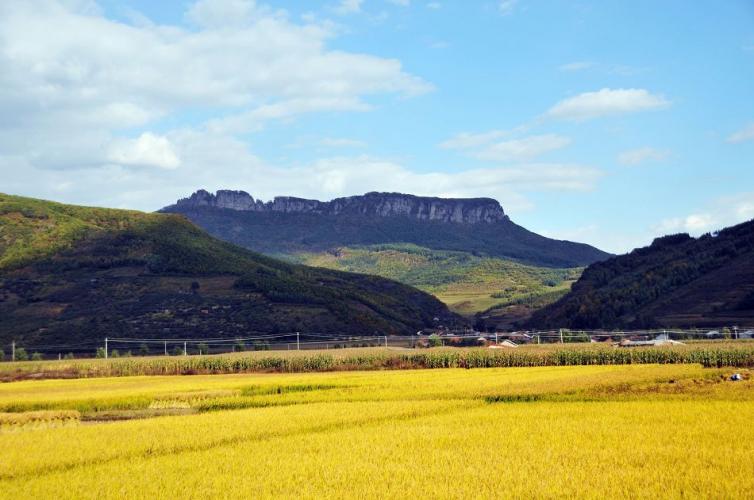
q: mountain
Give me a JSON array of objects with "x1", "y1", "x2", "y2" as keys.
[
  {"x1": 161, "y1": 190, "x2": 611, "y2": 268},
  {"x1": 527, "y1": 219, "x2": 754, "y2": 329},
  {"x1": 0, "y1": 193, "x2": 458, "y2": 349}
]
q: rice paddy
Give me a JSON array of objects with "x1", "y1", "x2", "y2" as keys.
[{"x1": 1, "y1": 363, "x2": 752, "y2": 498}]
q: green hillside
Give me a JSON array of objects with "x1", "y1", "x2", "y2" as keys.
[
  {"x1": 293, "y1": 244, "x2": 581, "y2": 316},
  {"x1": 528, "y1": 220, "x2": 754, "y2": 329},
  {"x1": 0, "y1": 194, "x2": 458, "y2": 347}
]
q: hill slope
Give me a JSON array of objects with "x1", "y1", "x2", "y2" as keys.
[
  {"x1": 0, "y1": 193, "x2": 458, "y2": 348},
  {"x1": 161, "y1": 190, "x2": 611, "y2": 268},
  {"x1": 527, "y1": 220, "x2": 754, "y2": 329},
  {"x1": 293, "y1": 243, "x2": 582, "y2": 316}
]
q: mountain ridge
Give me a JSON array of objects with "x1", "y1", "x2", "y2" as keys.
[
  {"x1": 167, "y1": 190, "x2": 508, "y2": 225},
  {"x1": 162, "y1": 190, "x2": 611, "y2": 268}
]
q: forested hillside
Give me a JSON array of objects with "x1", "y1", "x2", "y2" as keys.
[
  {"x1": 528, "y1": 220, "x2": 754, "y2": 328},
  {"x1": 0, "y1": 193, "x2": 458, "y2": 348}
]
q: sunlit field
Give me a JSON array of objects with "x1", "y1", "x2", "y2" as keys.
[{"x1": 1, "y1": 364, "x2": 753, "y2": 498}]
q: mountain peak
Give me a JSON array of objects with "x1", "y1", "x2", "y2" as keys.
[{"x1": 169, "y1": 190, "x2": 507, "y2": 224}]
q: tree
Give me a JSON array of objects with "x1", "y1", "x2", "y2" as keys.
[
  {"x1": 428, "y1": 334, "x2": 442, "y2": 348},
  {"x1": 197, "y1": 343, "x2": 209, "y2": 355},
  {"x1": 110, "y1": 349, "x2": 120, "y2": 358},
  {"x1": 15, "y1": 347, "x2": 28, "y2": 361},
  {"x1": 31, "y1": 352, "x2": 43, "y2": 361},
  {"x1": 138, "y1": 343, "x2": 150, "y2": 356},
  {"x1": 95, "y1": 347, "x2": 106, "y2": 359},
  {"x1": 171, "y1": 346, "x2": 184, "y2": 356},
  {"x1": 63, "y1": 352, "x2": 75, "y2": 360},
  {"x1": 233, "y1": 340, "x2": 246, "y2": 352},
  {"x1": 0, "y1": 349, "x2": 4, "y2": 362}
]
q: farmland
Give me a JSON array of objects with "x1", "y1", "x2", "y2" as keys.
[{"x1": 1, "y1": 363, "x2": 753, "y2": 498}]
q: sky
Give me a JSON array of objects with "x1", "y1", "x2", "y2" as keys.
[{"x1": 1, "y1": 0, "x2": 753, "y2": 253}]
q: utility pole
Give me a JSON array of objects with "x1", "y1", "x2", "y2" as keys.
[
  {"x1": 184, "y1": 341, "x2": 187, "y2": 356},
  {"x1": 495, "y1": 331, "x2": 498, "y2": 345},
  {"x1": 296, "y1": 332, "x2": 300, "y2": 351},
  {"x1": 559, "y1": 329, "x2": 563, "y2": 344},
  {"x1": 384, "y1": 335, "x2": 388, "y2": 348},
  {"x1": 164, "y1": 341, "x2": 167, "y2": 356},
  {"x1": 11, "y1": 341, "x2": 15, "y2": 362},
  {"x1": 105, "y1": 337, "x2": 108, "y2": 359}
]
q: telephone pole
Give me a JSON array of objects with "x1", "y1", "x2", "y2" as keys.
[
  {"x1": 105, "y1": 337, "x2": 108, "y2": 359},
  {"x1": 296, "y1": 332, "x2": 300, "y2": 351},
  {"x1": 11, "y1": 341, "x2": 15, "y2": 362},
  {"x1": 164, "y1": 341, "x2": 167, "y2": 356},
  {"x1": 184, "y1": 341, "x2": 188, "y2": 356}
]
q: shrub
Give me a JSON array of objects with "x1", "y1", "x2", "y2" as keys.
[
  {"x1": 172, "y1": 346, "x2": 184, "y2": 356},
  {"x1": 110, "y1": 349, "x2": 120, "y2": 358},
  {"x1": 31, "y1": 352, "x2": 43, "y2": 361},
  {"x1": 197, "y1": 343, "x2": 210, "y2": 355},
  {"x1": 138, "y1": 343, "x2": 150, "y2": 356},
  {"x1": 63, "y1": 352, "x2": 75, "y2": 360},
  {"x1": 95, "y1": 347, "x2": 106, "y2": 359},
  {"x1": 428, "y1": 334, "x2": 442, "y2": 348},
  {"x1": 15, "y1": 347, "x2": 28, "y2": 361}
]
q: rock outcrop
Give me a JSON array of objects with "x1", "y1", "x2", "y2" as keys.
[{"x1": 170, "y1": 190, "x2": 507, "y2": 224}]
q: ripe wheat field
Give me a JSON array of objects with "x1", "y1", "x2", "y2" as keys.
[{"x1": 1, "y1": 364, "x2": 753, "y2": 498}]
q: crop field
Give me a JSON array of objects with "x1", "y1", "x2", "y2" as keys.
[
  {"x1": 1, "y1": 363, "x2": 753, "y2": 498},
  {"x1": 2, "y1": 342, "x2": 754, "y2": 382}
]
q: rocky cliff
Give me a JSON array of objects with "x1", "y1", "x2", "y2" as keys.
[{"x1": 169, "y1": 190, "x2": 508, "y2": 224}]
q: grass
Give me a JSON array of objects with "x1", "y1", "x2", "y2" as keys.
[
  {"x1": 0, "y1": 364, "x2": 752, "y2": 498},
  {"x1": 295, "y1": 243, "x2": 582, "y2": 314},
  {"x1": 2, "y1": 343, "x2": 754, "y2": 382}
]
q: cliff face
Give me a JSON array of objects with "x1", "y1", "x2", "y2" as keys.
[{"x1": 170, "y1": 190, "x2": 507, "y2": 224}]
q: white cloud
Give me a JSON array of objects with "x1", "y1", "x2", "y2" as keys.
[
  {"x1": 319, "y1": 137, "x2": 367, "y2": 148},
  {"x1": 617, "y1": 147, "x2": 670, "y2": 166},
  {"x1": 426, "y1": 2, "x2": 441, "y2": 8},
  {"x1": 0, "y1": 0, "x2": 431, "y2": 171},
  {"x1": 653, "y1": 192, "x2": 754, "y2": 236},
  {"x1": 546, "y1": 88, "x2": 670, "y2": 121},
  {"x1": 387, "y1": 0, "x2": 410, "y2": 5},
  {"x1": 474, "y1": 134, "x2": 571, "y2": 162},
  {"x1": 726, "y1": 123, "x2": 754, "y2": 144},
  {"x1": 107, "y1": 133, "x2": 181, "y2": 169},
  {"x1": 439, "y1": 130, "x2": 510, "y2": 149},
  {"x1": 498, "y1": 0, "x2": 518, "y2": 15},
  {"x1": 559, "y1": 61, "x2": 593, "y2": 72},
  {"x1": 334, "y1": 0, "x2": 363, "y2": 15}
]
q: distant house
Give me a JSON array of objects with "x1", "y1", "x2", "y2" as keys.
[{"x1": 618, "y1": 339, "x2": 685, "y2": 348}]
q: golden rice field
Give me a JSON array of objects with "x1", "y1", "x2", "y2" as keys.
[{"x1": 1, "y1": 364, "x2": 753, "y2": 498}]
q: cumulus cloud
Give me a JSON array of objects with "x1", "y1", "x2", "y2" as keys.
[
  {"x1": 0, "y1": 0, "x2": 430, "y2": 164},
  {"x1": 653, "y1": 193, "x2": 754, "y2": 236},
  {"x1": 546, "y1": 88, "x2": 670, "y2": 121},
  {"x1": 498, "y1": 0, "x2": 518, "y2": 15},
  {"x1": 439, "y1": 130, "x2": 510, "y2": 150},
  {"x1": 726, "y1": 123, "x2": 754, "y2": 144},
  {"x1": 617, "y1": 147, "x2": 670, "y2": 166},
  {"x1": 559, "y1": 61, "x2": 593, "y2": 72},
  {"x1": 334, "y1": 0, "x2": 363, "y2": 15},
  {"x1": 473, "y1": 134, "x2": 571, "y2": 162},
  {"x1": 319, "y1": 137, "x2": 367, "y2": 148},
  {"x1": 107, "y1": 133, "x2": 181, "y2": 169}
]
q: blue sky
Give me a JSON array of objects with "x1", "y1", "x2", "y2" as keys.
[{"x1": 1, "y1": 0, "x2": 753, "y2": 253}]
